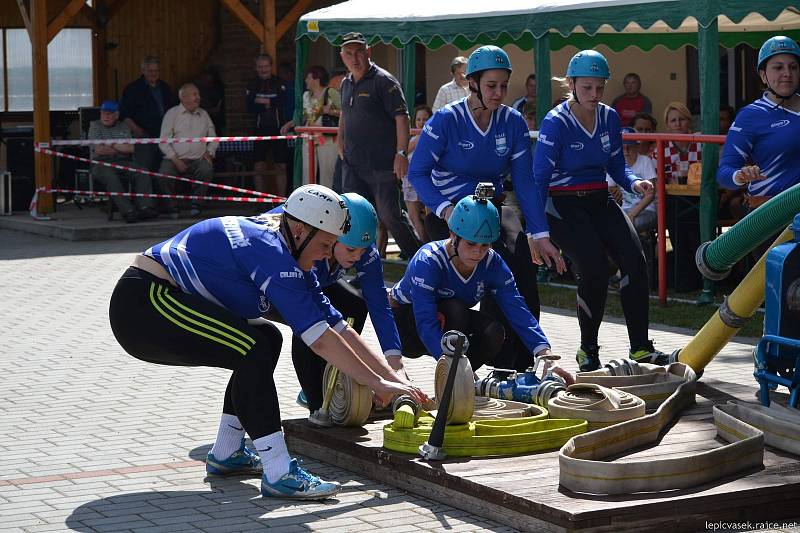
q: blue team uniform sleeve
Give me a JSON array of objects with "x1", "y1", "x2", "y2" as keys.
[
  {"x1": 408, "y1": 111, "x2": 452, "y2": 216},
  {"x1": 605, "y1": 110, "x2": 639, "y2": 193},
  {"x1": 531, "y1": 115, "x2": 560, "y2": 235},
  {"x1": 304, "y1": 269, "x2": 346, "y2": 330},
  {"x1": 408, "y1": 257, "x2": 446, "y2": 360},
  {"x1": 488, "y1": 254, "x2": 550, "y2": 354},
  {"x1": 356, "y1": 247, "x2": 403, "y2": 356},
  {"x1": 717, "y1": 114, "x2": 753, "y2": 189},
  {"x1": 508, "y1": 112, "x2": 540, "y2": 231}
]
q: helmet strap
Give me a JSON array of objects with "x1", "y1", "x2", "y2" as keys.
[
  {"x1": 282, "y1": 215, "x2": 318, "y2": 261},
  {"x1": 469, "y1": 74, "x2": 488, "y2": 111},
  {"x1": 448, "y1": 236, "x2": 461, "y2": 261},
  {"x1": 571, "y1": 77, "x2": 580, "y2": 105}
]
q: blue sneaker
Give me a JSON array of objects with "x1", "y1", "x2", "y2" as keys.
[
  {"x1": 206, "y1": 438, "x2": 262, "y2": 476},
  {"x1": 261, "y1": 458, "x2": 341, "y2": 500},
  {"x1": 296, "y1": 390, "x2": 309, "y2": 409}
]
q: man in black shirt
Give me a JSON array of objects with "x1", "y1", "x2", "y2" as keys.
[
  {"x1": 337, "y1": 32, "x2": 420, "y2": 258},
  {"x1": 246, "y1": 54, "x2": 289, "y2": 196}
]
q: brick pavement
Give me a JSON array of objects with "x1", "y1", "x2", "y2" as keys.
[{"x1": 0, "y1": 228, "x2": 797, "y2": 533}]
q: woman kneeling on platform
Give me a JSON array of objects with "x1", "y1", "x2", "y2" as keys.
[
  {"x1": 109, "y1": 184, "x2": 427, "y2": 501},
  {"x1": 388, "y1": 187, "x2": 554, "y2": 374}
]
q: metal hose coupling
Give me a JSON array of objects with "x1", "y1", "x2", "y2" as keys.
[
  {"x1": 533, "y1": 379, "x2": 566, "y2": 408},
  {"x1": 696, "y1": 241, "x2": 732, "y2": 281},
  {"x1": 604, "y1": 358, "x2": 642, "y2": 376},
  {"x1": 392, "y1": 394, "x2": 421, "y2": 429}
]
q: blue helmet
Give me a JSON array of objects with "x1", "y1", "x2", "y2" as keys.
[
  {"x1": 466, "y1": 46, "x2": 512, "y2": 77},
  {"x1": 566, "y1": 50, "x2": 611, "y2": 79},
  {"x1": 448, "y1": 196, "x2": 500, "y2": 244},
  {"x1": 338, "y1": 193, "x2": 377, "y2": 248},
  {"x1": 757, "y1": 36, "x2": 800, "y2": 71},
  {"x1": 621, "y1": 126, "x2": 638, "y2": 146}
]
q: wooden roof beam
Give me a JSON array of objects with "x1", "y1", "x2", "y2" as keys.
[
  {"x1": 16, "y1": 0, "x2": 33, "y2": 41},
  {"x1": 47, "y1": 0, "x2": 86, "y2": 43},
  {"x1": 80, "y1": 3, "x2": 101, "y2": 30},
  {"x1": 220, "y1": 0, "x2": 265, "y2": 43},
  {"x1": 276, "y1": 0, "x2": 312, "y2": 41},
  {"x1": 105, "y1": 0, "x2": 130, "y2": 24}
]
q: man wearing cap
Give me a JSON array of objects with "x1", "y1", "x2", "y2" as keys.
[
  {"x1": 337, "y1": 31, "x2": 421, "y2": 259},
  {"x1": 431, "y1": 56, "x2": 469, "y2": 112},
  {"x1": 88, "y1": 100, "x2": 157, "y2": 223}
]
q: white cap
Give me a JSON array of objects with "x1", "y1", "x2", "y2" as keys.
[{"x1": 284, "y1": 184, "x2": 351, "y2": 236}]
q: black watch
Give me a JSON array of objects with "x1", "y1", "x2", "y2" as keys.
[{"x1": 397, "y1": 149, "x2": 408, "y2": 158}]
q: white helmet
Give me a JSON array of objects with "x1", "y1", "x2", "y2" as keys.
[{"x1": 283, "y1": 184, "x2": 351, "y2": 236}]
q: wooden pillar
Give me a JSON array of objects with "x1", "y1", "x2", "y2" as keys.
[
  {"x1": 31, "y1": 0, "x2": 53, "y2": 213},
  {"x1": 534, "y1": 34, "x2": 552, "y2": 127},
  {"x1": 262, "y1": 0, "x2": 277, "y2": 60},
  {"x1": 92, "y1": 28, "x2": 108, "y2": 104}
]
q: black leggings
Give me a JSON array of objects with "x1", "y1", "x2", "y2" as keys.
[
  {"x1": 547, "y1": 193, "x2": 650, "y2": 351},
  {"x1": 393, "y1": 298, "x2": 505, "y2": 371},
  {"x1": 425, "y1": 210, "x2": 540, "y2": 371},
  {"x1": 109, "y1": 267, "x2": 284, "y2": 440},
  {"x1": 291, "y1": 279, "x2": 367, "y2": 411}
]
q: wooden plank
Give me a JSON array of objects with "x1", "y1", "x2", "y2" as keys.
[
  {"x1": 30, "y1": 0, "x2": 52, "y2": 213},
  {"x1": 16, "y1": 0, "x2": 32, "y2": 40},
  {"x1": 261, "y1": 0, "x2": 276, "y2": 61},
  {"x1": 105, "y1": 0, "x2": 130, "y2": 23},
  {"x1": 275, "y1": 0, "x2": 312, "y2": 41},
  {"x1": 220, "y1": 0, "x2": 263, "y2": 43},
  {"x1": 79, "y1": 3, "x2": 100, "y2": 30},
  {"x1": 46, "y1": 0, "x2": 85, "y2": 43}
]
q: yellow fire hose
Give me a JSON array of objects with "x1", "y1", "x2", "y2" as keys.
[{"x1": 678, "y1": 228, "x2": 793, "y2": 373}]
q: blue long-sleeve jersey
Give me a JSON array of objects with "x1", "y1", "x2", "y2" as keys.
[
  {"x1": 390, "y1": 240, "x2": 550, "y2": 359},
  {"x1": 717, "y1": 94, "x2": 800, "y2": 195},
  {"x1": 407, "y1": 99, "x2": 539, "y2": 225},
  {"x1": 144, "y1": 216, "x2": 345, "y2": 347},
  {"x1": 532, "y1": 102, "x2": 639, "y2": 235},
  {"x1": 312, "y1": 245, "x2": 402, "y2": 356}
]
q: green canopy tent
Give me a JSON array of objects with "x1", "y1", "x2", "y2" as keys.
[{"x1": 294, "y1": 0, "x2": 799, "y2": 301}]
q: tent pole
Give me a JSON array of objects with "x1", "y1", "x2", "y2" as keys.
[
  {"x1": 402, "y1": 41, "x2": 416, "y2": 112},
  {"x1": 697, "y1": 19, "x2": 720, "y2": 305},
  {"x1": 535, "y1": 34, "x2": 552, "y2": 127},
  {"x1": 293, "y1": 37, "x2": 308, "y2": 189}
]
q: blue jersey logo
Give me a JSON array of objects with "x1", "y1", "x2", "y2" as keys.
[
  {"x1": 494, "y1": 133, "x2": 508, "y2": 156},
  {"x1": 437, "y1": 288, "x2": 455, "y2": 298},
  {"x1": 458, "y1": 140, "x2": 475, "y2": 150},
  {"x1": 600, "y1": 133, "x2": 611, "y2": 153},
  {"x1": 570, "y1": 142, "x2": 584, "y2": 151},
  {"x1": 771, "y1": 119, "x2": 790, "y2": 128}
]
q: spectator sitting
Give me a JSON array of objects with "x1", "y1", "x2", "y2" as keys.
[
  {"x1": 432, "y1": 56, "x2": 469, "y2": 112},
  {"x1": 663, "y1": 101, "x2": 701, "y2": 184},
  {"x1": 617, "y1": 127, "x2": 657, "y2": 233},
  {"x1": 119, "y1": 55, "x2": 177, "y2": 172},
  {"x1": 246, "y1": 53, "x2": 289, "y2": 196},
  {"x1": 88, "y1": 100, "x2": 157, "y2": 223},
  {"x1": 511, "y1": 74, "x2": 537, "y2": 113},
  {"x1": 158, "y1": 83, "x2": 218, "y2": 218},
  {"x1": 612, "y1": 73, "x2": 653, "y2": 127},
  {"x1": 632, "y1": 111, "x2": 657, "y2": 158},
  {"x1": 280, "y1": 66, "x2": 341, "y2": 189}
]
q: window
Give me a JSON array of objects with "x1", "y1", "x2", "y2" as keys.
[{"x1": 2, "y1": 28, "x2": 93, "y2": 112}]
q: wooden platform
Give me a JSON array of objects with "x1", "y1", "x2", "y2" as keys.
[{"x1": 284, "y1": 382, "x2": 800, "y2": 533}]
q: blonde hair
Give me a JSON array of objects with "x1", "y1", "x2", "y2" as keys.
[
  {"x1": 250, "y1": 212, "x2": 284, "y2": 231},
  {"x1": 663, "y1": 101, "x2": 691, "y2": 125}
]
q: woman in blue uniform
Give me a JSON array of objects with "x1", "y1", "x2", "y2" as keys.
[
  {"x1": 718, "y1": 36, "x2": 800, "y2": 210},
  {"x1": 389, "y1": 188, "x2": 553, "y2": 374},
  {"x1": 108, "y1": 185, "x2": 427, "y2": 500},
  {"x1": 407, "y1": 45, "x2": 543, "y2": 371},
  {"x1": 529, "y1": 50, "x2": 663, "y2": 372},
  {"x1": 290, "y1": 193, "x2": 405, "y2": 422}
]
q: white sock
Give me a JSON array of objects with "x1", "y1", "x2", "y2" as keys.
[
  {"x1": 254, "y1": 431, "x2": 291, "y2": 483},
  {"x1": 210, "y1": 413, "x2": 245, "y2": 460}
]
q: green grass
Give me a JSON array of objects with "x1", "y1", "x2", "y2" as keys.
[{"x1": 381, "y1": 261, "x2": 764, "y2": 340}]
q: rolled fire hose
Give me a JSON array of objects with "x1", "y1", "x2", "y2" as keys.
[
  {"x1": 434, "y1": 355, "x2": 476, "y2": 425},
  {"x1": 322, "y1": 362, "x2": 373, "y2": 427},
  {"x1": 559, "y1": 368, "x2": 767, "y2": 495},
  {"x1": 577, "y1": 361, "x2": 694, "y2": 409},
  {"x1": 471, "y1": 396, "x2": 536, "y2": 419},
  {"x1": 547, "y1": 384, "x2": 646, "y2": 431},
  {"x1": 716, "y1": 401, "x2": 800, "y2": 455}
]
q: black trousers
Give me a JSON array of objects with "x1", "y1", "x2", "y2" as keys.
[
  {"x1": 393, "y1": 298, "x2": 504, "y2": 371},
  {"x1": 109, "y1": 267, "x2": 284, "y2": 439},
  {"x1": 424, "y1": 210, "x2": 540, "y2": 371},
  {"x1": 291, "y1": 279, "x2": 368, "y2": 412},
  {"x1": 547, "y1": 193, "x2": 650, "y2": 351}
]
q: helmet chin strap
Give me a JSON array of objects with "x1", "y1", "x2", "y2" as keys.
[
  {"x1": 447, "y1": 236, "x2": 461, "y2": 261},
  {"x1": 469, "y1": 74, "x2": 488, "y2": 111},
  {"x1": 282, "y1": 215, "x2": 318, "y2": 261},
  {"x1": 762, "y1": 71, "x2": 799, "y2": 109}
]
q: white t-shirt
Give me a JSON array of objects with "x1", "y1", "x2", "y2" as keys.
[{"x1": 607, "y1": 153, "x2": 657, "y2": 213}]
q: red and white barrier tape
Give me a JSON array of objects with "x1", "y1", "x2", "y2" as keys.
[
  {"x1": 38, "y1": 187, "x2": 284, "y2": 204},
  {"x1": 40, "y1": 133, "x2": 311, "y2": 147},
  {"x1": 35, "y1": 146, "x2": 280, "y2": 199}
]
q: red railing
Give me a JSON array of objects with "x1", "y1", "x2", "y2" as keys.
[{"x1": 295, "y1": 125, "x2": 728, "y2": 305}]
